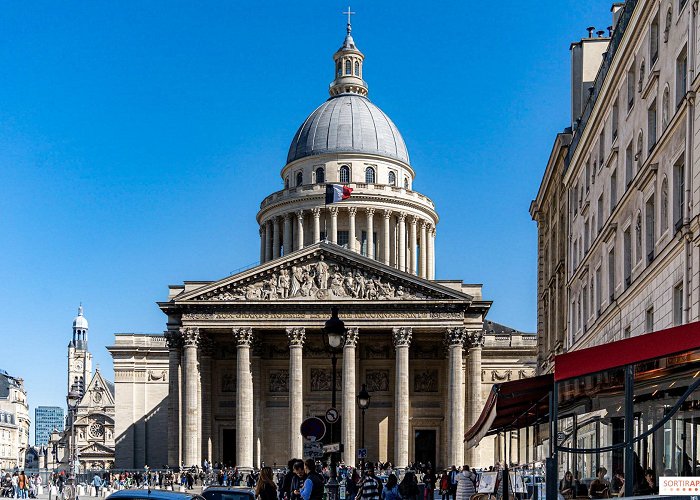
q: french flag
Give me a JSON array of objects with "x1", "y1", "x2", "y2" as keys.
[{"x1": 325, "y1": 184, "x2": 353, "y2": 204}]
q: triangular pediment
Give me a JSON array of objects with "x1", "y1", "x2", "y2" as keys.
[
  {"x1": 79, "y1": 370, "x2": 115, "y2": 408},
  {"x1": 175, "y1": 243, "x2": 472, "y2": 303},
  {"x1": 79, "y1": 442, "x2": 114, "y2": 456}
]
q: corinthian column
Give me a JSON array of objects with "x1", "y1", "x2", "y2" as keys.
[
  {"x1": 283, "y1": 213, "x2": 292, "y2": 255},
  {"x1": 393, "y1": 327, "x2": 412, "y2": 468},
  {"x1": 265, "y1": 220, "x2": 272, "y2": 262},
  {"x1": 342, "y1": 328, "x2": 359, "y2": 465},
  {"x1": 272, "y1": 218, "x2": 281, "y2": 259},
  {"x1": 233, "y1": 327, "x2": 254, "y2": 470},
  {"x1": 382, "y1": 210, "x2": 392, "y2": 265},
  {"x1": 445, "y1": 328, "x2": 467, "y2": 467},
  {"x1": 296, "y1": 211, "x2": 305, "y2": 251},
  {"x1": 181, "y1": 327, "x2": 200, "y2": 468},
  {"x1": 259, "y1": 226, "x2": 265, "y2": 265},
  {"x1": 398, "y1": 213, "x2": 407, "y2": 272},
  {"x1": 465, "y1": 330, "x2": 485, "y2": 466},
  {"x1": 366, "y1": 208, "x2": 375, "y2": 259},
  {"x1": 199, "y1": 335, "x2": 215, "y2": 463},
  {"x1": 348, "y1": 207, "x2": 357, "y2": 252},
  {"x1": 330, "y1": 206, "x2": 339, "y2": 244},
  {"x1": 287, "y1": 327, "x2": 306, "y2": 459},
  {"x1": 165, "y1": 330, "x2": 183, "y2": 467},
  {"x1": 428, "y1": 226, "x2": 436, "y2": 280},
  {"x1": 419, "y1": 221, "x2": 427, "y2": 279},
  {"x1": 409, "y1": 216, "x2": 418, "y2": 275},
  {"x1": 312, "y1": 208, "x2": 321, "y2": 243}
]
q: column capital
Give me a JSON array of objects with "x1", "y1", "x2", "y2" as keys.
[
  {"x1": 366, "y1": 207, "x2": 375, "y2": 217},
  {"x1": 232, "y1": 327, "x2": 254, "y2": 347},
  {"x1": 329, "y1": 206, "x2": 339, "y2": 216},
  {"x1": 397, "y1": 212, "x2": 407, "y2": 222},
  {"x1": 312, "y1": 207, "x2": 321, "y2": 219},
  {"x1": 286, "y1": 327, "x2": 306, "y2": 347},
  {"x1": 383, "y1": 209, "x2": 392, "y2": 219},
  {"x1": 392, "y1": 327, "x2": 412, "y2": 348},
  {"x1": 180, "y1": 327, "x2": 200, "y2": 347},
  {"x1": 445, "y1": 327, "x2": 468, "y2": 347},
  {"x1": 430, "y1": 226, "x2": 437, "y2": 237},
  {"x1": 283, "y1": 213, "x2": 291, "y2": 222},
  {"x1": 165, "y1": 330, "x2": 183, "y2": 349},
  {"x1": 344, "y1": 327, "x2": 359, "y2": 347},
  {"x1": 420, "y1": 220, "x2": 428, "y2": 230},
  {"x1": 296, "y1": 210, "x2": 304, "y2": 221},
  {"x1": 465, "y1": 330, "x2": 485, "y2": 349},
  {"x1": 409, "y1": 215, "x2": 419, "y2": 226},
  {"x1": 347, "y1": 206, "x2": 357, "y2": 216}
]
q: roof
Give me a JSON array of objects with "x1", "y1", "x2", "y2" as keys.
[
  {"x1": 286, "y1": 94, "x2": 409, "y2": 165},
  {"x1": 481, "y1": 320, "x2": 534, "y2": 336},
  {"x1": 0, "y1": 370, "x2": 22, "y2": 399}
]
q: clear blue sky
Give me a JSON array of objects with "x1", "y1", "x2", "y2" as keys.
[{"x1": 0, "y1": 1, "x2": 613, "y2": 439}]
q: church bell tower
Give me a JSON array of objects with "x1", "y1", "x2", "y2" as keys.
[{"x1": 67, "y1": 304, "x2": 92, "y2": 397}]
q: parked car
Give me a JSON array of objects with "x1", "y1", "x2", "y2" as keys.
[
  {"x1": 107, "y1": 490, "x2": 205, "y2": 500},
  {"x1": 201, "y1": 485, "x2": 256, "y2": 500}
]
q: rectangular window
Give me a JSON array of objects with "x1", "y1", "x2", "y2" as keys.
[
  {"x1": 674, "y1": 156, "x2": 685, "y2": 229},
  {"x1": 599, "y1": 129, "x2": 605, "y2": 164},
  {"x1": 677, "y1": 47, "x2": 688, "y2": 107},
  {"x1": 337, "y1": 230, "x2": 349, "y2": 248},
  {"x1": 648, "y1": 99, "x2": 657, "y2": 151},
  {"x1": 597, "y1": 194, "x2": 604, "y2": 232},
  {"x1": 582, "y1": 284, "x2": 588, "y2": 331},
  {"x1": 674, "y1": 282, "x2": 684, "y2": 326},
  {"x1": 624, "y1": 227, "x2": 632, "y2": 287},
  {"x1": 626, "y1": 142, "x2": 634, "y2": 187},
  {"x1": 610, "y1": 169, "x2": 618, "y2": 208},
  {"x1": 645, "y1": 306, "x2": 654, "y2": 333},
  {"x1": 627, "y1": 64, "x2": 636, "y2": 111},
  {"x1": 595, "y1": 266, "x2": 602, "y2": 316},
  {"x1": 608, "y1": 247, "x2": 616, "y2": 301},
  {"x1": 573, "y1": 239, "x2": 579, "y2": 269},
  {"x1": 645, "y1": 195, "x2": 655, "y2": 263},
  {"x1": 612, "y1": 98, "x2": 619, "y2": 141},
  {"x1": 584, "y1": 219, "x2": 590, "y2": 252},
  {"x1": 650, "y1": 13, "x2": 659, "y2": 65},
  {"x1": 585, "y1": 160, "x2": 590, "y2": 193}
]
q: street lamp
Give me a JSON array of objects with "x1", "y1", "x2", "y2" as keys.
[
  {"x1": 357, "y1": 384, "x2": 370, "y2": 474},
  {"x1": 322, "y1": 306, "x2": 346, "y2": 500},
  {"x1": 66, "y1": 385, "x2": 81, "y2": 491}
]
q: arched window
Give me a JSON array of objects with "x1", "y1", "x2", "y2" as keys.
[
  {"x1": 354, "y1": 61, "x2": 360, "y2": 76},
  {"x1": 337, "y1": 62, "x2": 342, "y2": 78},
  {"x1": 345, "y1": 60, "x2": 352, "y2": 75},
  {"x1": 315, "y1": 167, "x2": 325, "y2": 184},
  {"x1": 662, "y1": 85, "x2": 670, "y2": 129},
  {"x1": 388, "y1": 171, "x2": 396, "y2": 186},
  {"x1": 661, "y1": 176, "x2": 669, "y2": 232},
  {"x1": 404, "y1": 177, "x2": 409, "y2": 189},
  {"x1": 284, "y1": 177, "x2": 289, "y2": 189},
  {"x1": 365, "y1": 167, "x2": 376, "y2": 184},
  {"x1": 296, "y1": 171, "x2": 303, "y2": 187},
  {"x1": 339, "y1": 165, "x2": 350, "y2": 183},
  {"x1": 664, "y1": 8, "x2": 672, "y2": 42}
]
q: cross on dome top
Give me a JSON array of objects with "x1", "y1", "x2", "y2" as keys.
[
  {"x1": 343, "y1": 6, "x2": 355, "y2": 34},
  {"x1": 330, "y1": 7, "x2": 367, "y2": 97}
]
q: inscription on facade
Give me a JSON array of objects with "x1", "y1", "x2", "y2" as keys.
[{"x1": 183, "y1": 311, "x2": 463, "y2": 320}]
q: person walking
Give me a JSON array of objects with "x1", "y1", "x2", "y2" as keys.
[
  {"x1": 447, "y1": 467, "x2": 458, "y2": 500},
  {"x1": 92, "y1": 474, "x2": 103, "y2": 497},
  {"x1": 454, "y1": 466, "x2": 476, "y2": 500},
  {"x1": 290, "y1": 461, "x2": 306, "y2": 500},
  {"x1": 381, "y1": 474, "x2": 400, "y2": 500},
  {"x1": 357, "y1": 462, "x2": 382, "y2": 500},
  {"x1": 279, "y1": 459, "x2": 298, "y2": 500},
  {"x1": 256, "y1": 467, "x2": 278, "y2": 500},
  {"x1": 300, "y1": 459, "x2": 324, "y2": 500},
  {"x1": 18, "y1": 472, "x2": 29, "y2": 500},
  {"x1": 398, "y1": 472, "x2": 419, "y2": 500},
  {"x1": 422, "y1": 469, "x2": 436, "y2": 500}
]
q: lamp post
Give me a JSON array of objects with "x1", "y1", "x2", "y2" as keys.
[
  {"x1": 357, "y1": 384, "x2": 370, "y2": 475},
  {"x1": 322, "y1": 306, "x2": 346, "y2": 500},
  {"x1": 66, "y1": 386, "x2": 81, "y2": 496}
]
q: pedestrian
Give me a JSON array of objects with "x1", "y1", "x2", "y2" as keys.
[
  {"x1": 381, "y1": 474, "x2": 400, "y2": 500},
  {"x1": 447, "y1": 467, "x2": 458, "y2": 500},
  {"x1": 290, "y1": 461, "x2": 306, "y2": 500},
  {"x1": 398, "y1": 472, "x2": 419, "y2": 500},
  {"x1": 422, "y1": 469, "x2": 436, "y2": 500},
  {"x1": 357, "y1": 462, "x2": 382, "y2": 500},
  {"x1": 279, "y1": 459, "x2": 298, "y2": 500},
  {"x1": 559, "y1": 471, "x2": 575, "y2": 499},
  {"x1": 300, "y1": 459, "x2": 324, "y2": 500},
  {"x1": 588, "y1": 467, "x2": 611, "y2": 499},
  {"x1": 256, "y1": 467, "x2": 278, "y2": 500},
  {"x1": 454, "y1": 466, "x2": 476, "y2": 500},
  {"x1": 92, "y1": 474, "x2": 103, "y2": 497},
  {"x1": 438, "y1": 471, "x2": 449, "y2": 500}
]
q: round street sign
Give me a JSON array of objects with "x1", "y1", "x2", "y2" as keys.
[
  {"x1": 325, "y1": 407, "x2": 339, "y2": 424},
  {"x1": 300, "y1": 417, "x2": 326, "y2": 440}
]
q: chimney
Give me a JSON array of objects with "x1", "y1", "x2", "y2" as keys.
[
  {"x1": 611, "y1": 2, "x2": 625, "y2": 28},
  {"x1": 587, "y1": 26, "x2": 596, "y2": 38}
]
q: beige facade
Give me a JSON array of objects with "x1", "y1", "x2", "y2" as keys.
[
  {"x1": 0, "y1": 371, "x2": 29, "y2": 470},
  {"x1": 109, "y1": 20, "x2": 537, "y2": 471}
]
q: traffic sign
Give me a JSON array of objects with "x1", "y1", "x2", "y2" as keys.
[
  {"x1": 300, "y1": 417, "x2": 326, "y2": 440},
  {"x1": 357, "y1": 448, "x2": 367, "y2": 459},
  {"x1": 303, "y1": 438, "x2": 324, "y2": 459},
  {"x1": 325, "y1": 407, "x2": 339, "y2": 424},
  {"x1": 323, "y1": 442, "x2": 343, "y2": 453}
]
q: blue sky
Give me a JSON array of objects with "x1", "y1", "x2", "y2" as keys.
[{"x1": 0, "y1": 1, "x2": 614, "y2": 438}]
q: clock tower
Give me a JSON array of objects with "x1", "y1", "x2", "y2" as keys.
[{"x1": 67, "y1": 304, "x2": 92, "y2": 396}]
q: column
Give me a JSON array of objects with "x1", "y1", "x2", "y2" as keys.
[
  {"x1": 465, "y1": 330, "x2": 485, "y2": 466},
  {"x1": 259, "y1": 225, "x2": 265, "y2": 264},
  {"x1": 409, "y1": 216, "x2": 418, "y2": 274},
  {"x1": 419, "y1": 221, "x2": 427, "y2": 279},
  {"x1": 283, "y1": 213, "x2": 292, "y2": 255},
  {"x1": 398, "y1": 213, "x2": 407, "y2": 272},
  {"x1": 265, "y1": 220, "x2": 272, "y2": 262},
  {"x1": 251, "y1": 339, "x2": 263, "y2": 469},
  {"x1": 296, "y1": 210, "x2": 305, "y2": 251},
  {"x1": 348, "y1": 207, "x2": 357, "y2": 253},
  {"x1": 342, "y1": 328, "x2": 359, "y2": 465},
  {"x1": 445, "y1": 328, "x2": 467, "y2": 467},
  {"x1": 382, "y1": 209, "x2": 392, "y2": 265},
  {"x1": 366, "y1": 208, "x2": 375, "y2": 259},
  {"x1": 287, "y1": 327, "x2": 306, "y2": 459},
  {"x1": 181, "y1": 327, "x2": 200, "y2": 468},
  {"x1": 233, "y1": 327, "x2": 254, "y2": 470},
  {"x1": 272, "y1": 218, "x2": 281, "y2": 259},
  {"x1": 392, "y1": 327, "x2": 412, "y2": 468},
  {"x1": 199, "y1": 335, "x2": 214, "y2": 463},
  {"x1": 428, "y1": 226, "x2": 436, "y2": 280},
  {"x1": 165, "y1": 330, "x2": 183, "y2": 467},
  {"x1": 330, "y1": 206, "x2": 339, "y2": 244},
  {"x1": 313, "y1": 208, "x2": 321, "y2": 243}
]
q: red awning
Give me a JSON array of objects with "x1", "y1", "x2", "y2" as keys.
[
  {"x1": 554, "y1": 321, "x2": 700, "y2": 381},
  {"x1": 464, "y1": 373, "x2": 553, "y2": 448}
]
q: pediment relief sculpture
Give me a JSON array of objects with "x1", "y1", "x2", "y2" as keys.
[{"x1": 192, "y1": 255, "x2": 448, "y2": 302}]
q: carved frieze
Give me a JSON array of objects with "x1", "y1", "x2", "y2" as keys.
[
  {"x1": 269, "y1": 369, "x2": 289, "y2": 393},
  {"x1": 365, "y1": 370, "x2": 389, "y2": 392},
  {"x1": 491, "y1": 370, "x2": 512, "y2": 382},
  {"x1": 414, "y1": 369, "x2": 438, "y2": 392},
  {"x1": 147, "y1": 370, "x2": 166, "y2": 382},
  {"x1": 221, "y1": 372, "x2": 236, "y2": 393},
  {"x1": 310, "y1": 368, "x2": 342, "y2": 391}
]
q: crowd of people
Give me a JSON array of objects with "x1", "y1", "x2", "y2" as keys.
[{"x1": 0, "y1": 471, "x2": 41, "y2": 498}]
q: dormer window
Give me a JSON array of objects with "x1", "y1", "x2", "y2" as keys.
[
  {"x1": 315, "y1": 167, "x2": 325, "y2": 184},
  {"x1": 296, "y1": 171, "x2": 303, "y2": 187},
  {"x1": 388, "y1": 171, "x2": 396, "y2": 186},
  {"x1": 365, "y1": 166, "x2": 376, "y2": 184},
  {"x1": 339, "y1": 165, "x2": 350, "y2": 183}
]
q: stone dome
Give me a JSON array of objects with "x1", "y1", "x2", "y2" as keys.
[
  {"x1": 286, "y1": 94, "x2": 410, "y2": 165},
  {"x1": 73, "y1": 305, "x2": 88, "y2": 330}
]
